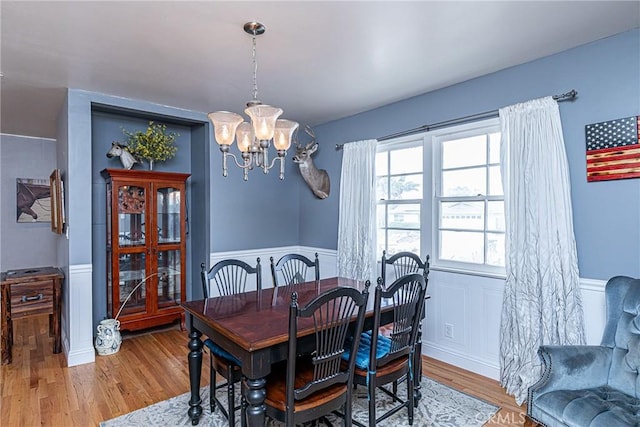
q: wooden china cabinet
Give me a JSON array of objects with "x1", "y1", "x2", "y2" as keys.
[{"x1": 101, "y1": 168, "x2": 190, "y2": 332}]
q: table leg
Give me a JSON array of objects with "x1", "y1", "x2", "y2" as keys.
[
  {"x1": 1, "y1": 284, "x2": 12, "y2": 364},
  {"x1": 245, "y1": 377, "x2": 266, "y2": 427},
  {"x1": 52, "y1": 277, "x2": 62, "y2": 354},
  {"x1": 187, "y1": 327, "x2": 203, "y2": 425}
]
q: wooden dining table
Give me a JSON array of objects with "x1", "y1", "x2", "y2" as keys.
[{"x1": 181, "y1": 276, "x2": 426, "y2": 426}]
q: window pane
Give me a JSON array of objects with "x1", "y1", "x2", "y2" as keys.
[
  {"x1": 387, "y1": 204, "x2": 420, "y2": 229},
  {"x1": 389, "y1": 174, "x2": 422, "y2": 200},
  {"x1": 390, "y1": 146, "x2": 422, "y2": 174},
  {"x1": 489, "y1": 165, "x2": 503, "y2": 196},
  {"x1": 487, "y1": 201, "x2": 505, "y2": 232},
  {"x1": 377, "y1": 205, "x2": 386, "y2": 228},
  {"x1": 376, "y1": 152, "x2": 388, "y2": 176},
  {"x1": 442, "y1": 135, "x2": 486, "y2": 168},
  {"x1": 441, "y1": 201, "x2": 484, "y2": 230},
  {"x1": 388, "y1": 229, "x2": 420, "y2": 254},
  {"x1": 376, "y1": 176, "x2": 388, "y2": 200},
  {"x1": 487, "y1": 233, "x2": 505, "y2": 266},
  {"x1": 489, "y1": 132, "x2": 501, "y2": 164},
  {"x1": 442, "y1": 167, "x2": 486, "y2": 196},
  {"x1": 440, "y1": 231, "x2": 484, "y2": 264}
]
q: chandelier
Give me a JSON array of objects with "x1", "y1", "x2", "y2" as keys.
[{"x1": 208, "y1": 22, "x2": 299, "y2": 181}]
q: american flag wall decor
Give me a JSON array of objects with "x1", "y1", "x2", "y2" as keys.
[{"x1": 585, "y1": 116, "x2": 640, "y2": 182}]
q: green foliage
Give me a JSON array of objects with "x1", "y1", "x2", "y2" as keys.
[{"x1": 122, "y1": 121, "x2": 178, "y2": 162}]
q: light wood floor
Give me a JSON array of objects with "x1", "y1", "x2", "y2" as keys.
[{"x1": 1, "y1": 315, "x2": 526, "y2": 426}]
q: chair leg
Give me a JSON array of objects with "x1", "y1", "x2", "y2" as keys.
[
  {"x1": 368, "y1": 381, "x2": 376, "y2": 427},
  {"x1": 393, "y1": 380, "x2": 398, "y2": 402},
  {"x1": 227, "y1": 364, "x2": 235, "y2": 427},
  {"x1": 344, "y1": 395, "x2": 352, "y2": 427},
  {"x1": 407, "y1": 370, "x2": 414, "y2": 425},
  {"x1": 210, "y1": 353, "x2": 216, "y2": 412}
]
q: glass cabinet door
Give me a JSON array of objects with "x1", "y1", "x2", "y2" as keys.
[
  {"x1": 118, "y1": 185, "x2": 146, "y2": 247},
  {"x1": 157, "y1": 249, "x2": 181, "y2": 308},
  {"x1": 156, "y1": 186, "x2": 181, "y2": 244},
  {"x1": 118, "y1": 252, "x2": 147, "y2": 316}
]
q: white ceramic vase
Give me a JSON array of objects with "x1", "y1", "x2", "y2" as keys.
[{"x1": 95, "y1": 318, "x2": 122, "y2": 356}]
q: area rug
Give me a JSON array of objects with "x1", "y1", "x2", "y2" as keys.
[{"x1": 101, "y1": 377, "x2": 498, "y2": 426}]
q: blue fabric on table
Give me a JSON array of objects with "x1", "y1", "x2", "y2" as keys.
[
  {"x1": 203, "y1": 338, "x2": 241, "y2": 365},
  {"x1": 342, "y1": 330, "x2": 391, "y2": 370}
]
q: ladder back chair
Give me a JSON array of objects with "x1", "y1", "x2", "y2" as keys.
[
  {"x1": 380, "y1": 251, "x2": 430, "y2": 398},
  {"x1": 270, "y1": 252, "x2": 319, "y2": 287},
  {"x1": 264, "y1": 283, "x2": 370, "y2": 427},
  {"x1": 381, "y1": 250, "x2": 430, "y2": 285},
  {"x1": 351, "y1": 274, "x2": 428, "y2": 427},
  {"x1": 200, "y1": 258, "x2": 262, "y2": 427}
]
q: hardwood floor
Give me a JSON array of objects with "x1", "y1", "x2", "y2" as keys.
[{"x1": 1, "y1": 315, "x2": 526, "y2": 426}]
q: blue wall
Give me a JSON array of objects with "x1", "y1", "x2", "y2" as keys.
[
  {"x1": 210, "y1": 156, "x2": 301, "y2": 252},
  {"x1": 303, "y1": 29, "x2": 640, "y2": 281}
]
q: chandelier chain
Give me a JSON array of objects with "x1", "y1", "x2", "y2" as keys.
[{"x1": 252, "y1": 34, "x2": 259, "y2": 102}]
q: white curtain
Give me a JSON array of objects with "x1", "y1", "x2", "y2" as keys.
[
  {"x1": 499, "y1": 97, "x2": 586, "y2": 405},
  {"x1": 337, "y1": 139, "x2": 377, "y2": 281}
]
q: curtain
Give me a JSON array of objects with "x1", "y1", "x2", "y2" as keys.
[
  {"x1": 499, "y1": 97, "x2": 586, "y2": 405},
  {"x1": 337, "y1": 139, "x2": 377, "y2": 281}
]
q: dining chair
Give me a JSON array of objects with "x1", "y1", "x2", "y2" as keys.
[
  {"x1": 348, "y1": 273, "x2": 428, "y2": 427},
  {"x1": 264, "y1": 283, "x2": 370, "y2": 427},
  {"x1": 270, "y1": 252, "x2": 319, "y2": 287},
  {"x1": 381, "y1": 250, "x2": 430, "y2": 285},
  {"x1": 200, "y1": 258, "x2": 262, "y2": 427},
  {"x1": 380, "y1": 251, "x2": 430, "y2": 397}
]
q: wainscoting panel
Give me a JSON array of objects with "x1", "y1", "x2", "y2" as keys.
[
  {"x1": 581, "y1": 278, "x2": 607, "y2": 345},
  {"x1": 66, "y1": 263, "x2": 95, "y2": 366}
]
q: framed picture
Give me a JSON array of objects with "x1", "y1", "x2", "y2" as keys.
[
  {"x1": 50, "y1": 169, "x2": 64, "y2": 234},
  {"x1": 16, "y1": 177, "x2": 51, "y2": 223}
]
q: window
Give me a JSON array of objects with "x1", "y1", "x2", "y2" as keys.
[
  {"x1": 376, "y1": 140, "x2": 423, "y2": 257},
  {"x1": 374, "y1": 119, "x2": 504, "y2": 277},
  {"x1": 432, "y1": 120, "x2": 505, "y2": 274}
]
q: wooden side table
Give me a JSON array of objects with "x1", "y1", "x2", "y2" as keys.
[{"x1": 1, "y1": 266, "x2": 64, "y2": 364}]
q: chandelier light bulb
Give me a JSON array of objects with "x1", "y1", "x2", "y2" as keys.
[
  {"x1": 208, "y1": 111, "x2": 243, "y2": 146},
  {"x1": 236, "y1": 122, "x2": 253, "y2": 153},
  {"x1": 273, "y1": 119, "x2": 299, "y2": 151}
]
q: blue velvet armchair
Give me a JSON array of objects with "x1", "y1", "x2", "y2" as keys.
[{"x1": 526, "y1": 276, "x2": 640, "y2": 426}]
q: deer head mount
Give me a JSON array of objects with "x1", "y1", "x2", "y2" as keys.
[{"x1": 293, "y1": 126, "x2": 330, "y2": 199}]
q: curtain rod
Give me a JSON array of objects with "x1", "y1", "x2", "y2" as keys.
[{"x1": 335, "y1": 89, "x2": 577, "y2": 150}]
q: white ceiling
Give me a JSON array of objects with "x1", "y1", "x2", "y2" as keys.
[{"x1": 1, "y1": 1, "x2": 639, "y2": 139}]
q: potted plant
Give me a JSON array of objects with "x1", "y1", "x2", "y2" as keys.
[{"x1": 122, "y1": 121, "x2": 179, "y2": 170}]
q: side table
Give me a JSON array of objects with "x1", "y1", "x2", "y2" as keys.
[{"x1": 1, "y1": 266, "x2": 64, "y2": 364}]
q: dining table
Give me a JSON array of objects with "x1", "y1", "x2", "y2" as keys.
[{"x1": 181, "y1": 276, "x2": 426, "y2": 426}]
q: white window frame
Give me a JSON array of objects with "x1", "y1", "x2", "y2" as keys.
[
  {"x1": 375, "y1": 135, "x2": 427, "y2": 259},
  {"x1": 430, "y1": 118, "x2": 506, "y2": 277}
]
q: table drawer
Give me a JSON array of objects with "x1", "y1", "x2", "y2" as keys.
[{"x1": 10, "y1": 281, "x2": 54, "y2": 317}]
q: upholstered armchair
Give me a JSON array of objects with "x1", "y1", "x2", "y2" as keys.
[{"x1": 526, "y1": 276, "x2": 640, "y2": 427}]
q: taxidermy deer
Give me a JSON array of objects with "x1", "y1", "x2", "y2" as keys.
[{"x1": 293, "y1": 126, "x2": 330, "y2": 199}]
